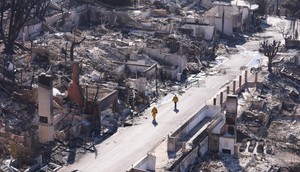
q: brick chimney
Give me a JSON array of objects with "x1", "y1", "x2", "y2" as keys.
[
  {"x1": 72, "y1": 61, "x2": 79, "y2": 83},
  {"x1": 68, "y1": 61, "x2": 84, "y2": 106}
]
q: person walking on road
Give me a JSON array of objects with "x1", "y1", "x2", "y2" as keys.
[
  {"x1": 151, "y1": 106, "x2": 158, "y2": 121},
  {"x1": 173, "y1": 95, "x2": 178, "y2": 110}
]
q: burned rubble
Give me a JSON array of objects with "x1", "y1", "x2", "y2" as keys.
[
  {"x1": 0, "y1": 0, "x2": 299, "y2": 171},
  {"x1": 193, "y1": 50, "x2": 300, "y2": 171},
  {"x1": 0, "y1": 0, "x2": 224, "y2": 170}
]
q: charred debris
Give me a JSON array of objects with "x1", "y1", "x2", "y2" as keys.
[{"x1": 0, "y1": 0, "x2": 299, "y2": 171}]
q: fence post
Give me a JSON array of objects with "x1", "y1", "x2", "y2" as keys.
[
  {"x1": 239, "y1": 75, "x2": 242, "y2": 88},
  {"x1": 220, "y1": 92, "x2": 223, "y2": 106},
  {"x1": 255, "y1": 72, "x2": 258, "y2": 83},
  {"x1": 233, "y1": 81, "x2": 236, "y2": 94},
  {"x1": 245, "y1": 70, "x2": 248, "y2": 83}
]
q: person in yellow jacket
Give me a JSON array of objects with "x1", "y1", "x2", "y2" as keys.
[
  {"x1": 173, "y1": 95, "x2": 178, "y2": 110},
  {"x1": 151, "y1": 106, "x2": 158, "y2": 121}
]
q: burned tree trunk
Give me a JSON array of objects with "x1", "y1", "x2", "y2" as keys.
[
  {"x1": 260, "y1": 40, "x2": 281, "y2": 73},
  {"x1": 70, "y1": 37, "x2": 86, "y2": 61},
  {"x1": 5, "y1": 40, "x2": 15, "y2": 56},
  {"x1": 267, "y1": 56, "x2": 272, "y2": 73},
  {"x1": 0, "y1": 0, "x2": 49, "y2": 56}
]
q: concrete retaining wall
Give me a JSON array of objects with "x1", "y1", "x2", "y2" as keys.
[
  {"x1": 129, "y1": 153, "x2": 156, "y2": 172},
  {"x1": 167, "y1": 105, "x2": 220, "y2": 152},
  {"x1": 169, "y1": 146, "x2": 198, "y2": 172}
]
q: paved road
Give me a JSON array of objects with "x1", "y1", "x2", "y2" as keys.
[{"x1": 60, "y1": 40, "x2": 261, "y2": 172}]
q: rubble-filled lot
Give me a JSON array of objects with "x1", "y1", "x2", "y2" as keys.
[
  {"x1": 194, "y1": 12, "x2": 300, "y2": 170},
  {"x1": 0, "y1": 0, "x2": 299, "y2": 171},
  {"x1": 197, "y1": 152, "x2": 300, "y2": 172},
  {"x1": 196, "y1": 64, "x2": 300, "y2": 171},
  {"x1": 0, "y1": 0, "x2": 231, "y2": 169},
  {"x1": 197, "y1": 49, "x2": 300, "y2": 171},
  {"x1": 268, "y1": 120, "x2": 300, "y2": 143}
]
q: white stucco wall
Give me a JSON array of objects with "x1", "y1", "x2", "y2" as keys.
[
  {"x1": 180, "y1": 105, "x2": 220, "y2": 136},
  {"x1": 215, "y1": 17, "x2": 233, "y2": 36},
  {"x1": 206, "y1": 16, "x2": 215, "y2": 26},
  {"x1": 232, "y1": 14, "x2": 239, "y2": 28},
  {"x1": 18, "y1": 23, "x2": 43, "y2": 40},
  {"x1": 203, "y1": 26, "x2": 215, "y2": 40},
  {"x1": 38, "y1": 85, "x2": 54, "y2": 124},
  {"x1": 143, "y1": 48, "x2": 187, "y2": 73},
  {"x1": 39, "y1": 125, "x2": 55, "y2": 143},
  {"x1": 212, "y1": 119, "x2": 225, "y2": 134},
  {"x1": 133, "y1": 154, "x2": 156, "y2": 171},
  {"x1": 185, "y1": 108, "x2": 207, "y2": 134},
  {"x1": 134, "y1": 155, "x2": 148, "y2": 170},
  {"x1": 147, "y1": 154, "x2": 156, "y2": 170},
  {"x1": 242, "y1": 7, "x2": 249, "y2": 23},
  {"x1": 219, "y1": 137, "x2": 235, "y2": 155},
  {"x1": 225, "y1": 18, "x2": 234, "y2": 35},
  {"x1": 38, "y1": 84, "x2": 55, "y2": 143},
  {"x1": 171, "y1": 66, "x2": 180, "y2": 80},
  {"x1": 199, "y1": 137, "x2": 209, "y2": 156},
  {"x1": 127, "y1": 60, "x2": 148, "y2": 73},
  {"x1": 171, "y1": 147, "x2": 198, "y2": 172},
  {"x1": 214, "y1": 17, "x2": 222, "y2": 33},
  {"x1": 181, "y1": 24, "x2": 215, "y2": 40},
  {"x1": 205, "y1": 105, "x2": 221, "y2": 117}
]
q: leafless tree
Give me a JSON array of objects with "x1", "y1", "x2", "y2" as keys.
[
  {"x1": 277, "y1": 21, "x2": 293, "y2": 39},
  {"x1": 0, "y1": 0, "x2": 49, "y2": 56},
  {"x1": 70, "y1": 36, "x2": 86, "y2": 61},
  {"x1": 260, "y1": 39, "x2": 281, "y2": 73},
  {"x1": 63, "y1": 28, "x2": 86, "y2": 61}
]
